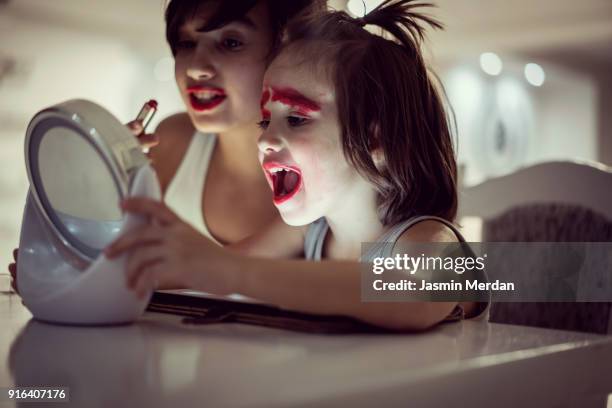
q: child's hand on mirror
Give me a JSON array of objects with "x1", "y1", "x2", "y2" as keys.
[
  {"x1": 126, "y1": 120, "x2": 160, "y2": 150},
  {"x1": 104, "y1": 198, "x2": 239, "y2": 299}
]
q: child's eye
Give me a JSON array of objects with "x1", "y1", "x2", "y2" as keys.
[
  {"x1": 257, "y1": 120, "x2": 270, "y2": 130},
  {"x1": 222, "y1": 38, "x2": 244, "y2": 51},
  {"x1": 287, "y1": 116, "x2": 309, "y2": 127}
]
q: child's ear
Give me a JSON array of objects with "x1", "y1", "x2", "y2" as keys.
[
  {"x1": 370, "y1": 147, "x2": 386, "y2": 172},
  {"x1": 369, "y1": 123, "x2": 385, "y2": 171}
]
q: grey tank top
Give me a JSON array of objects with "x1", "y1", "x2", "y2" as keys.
[{"x1": 304, "y1": 215, "x2": 490, "y2": 321}]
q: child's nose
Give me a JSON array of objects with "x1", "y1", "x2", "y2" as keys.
[{"x1": 257, "y1": 130, "x2": 283, "y2": 154}]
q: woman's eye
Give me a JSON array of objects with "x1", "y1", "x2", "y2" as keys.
[
  {"x1": 222, "y1": 38, "x2": 244, "y2": 50},
  {"x1": 257, "y1": 120, "x2": 270, "y2": 130},
  {"x1": 287, "y1": 116, "x2": 308, "y2": 127},
  {"x1": 175, "y1": 40, "x2": 195, "y2": 51}
]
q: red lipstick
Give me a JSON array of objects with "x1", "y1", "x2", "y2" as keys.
[
  {"x1": 187, "y1": 85, "x2": 226, "y2": 112},
  {"x1": 262, "y1": 161, "x2": 302, "y2": 205},
  {"x1": 134, "y1": 99, "x2": 158, "y2": 132}
]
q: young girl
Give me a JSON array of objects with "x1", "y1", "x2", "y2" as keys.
[
  {"x1": 107, "y1": 0, "x2": 488, "y2": 331},
  {"x1": 8, "y1": 0, "x2": 323, "y2": 291}
]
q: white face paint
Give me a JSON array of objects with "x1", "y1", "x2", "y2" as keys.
[{"x1": 257, "y1": 51, "x2": 367, "y2": 226}]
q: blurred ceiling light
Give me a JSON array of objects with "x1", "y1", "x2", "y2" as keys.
[
  {"x1": 524, "y1": 63, "x2": 545, "y2": 87},
  {"x1": 479, "y1": 52, "x2": 503, "y2": 76},
  {"x1": 346, "y1": 0, "x2": 384, "y2": 17},
  {"x1": 154, "y1": 57, "x2": 174, "y2": 82}
]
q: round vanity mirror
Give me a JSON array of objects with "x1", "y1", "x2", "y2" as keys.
[
  {"x1": 33, "y1": 124, "x2": 123, "y2": 258},
  {"x1": 24, "y1": 99, "x2": 148, "y2": 262},
  {"x1": 18, "y1": 99, "x2": 158, "y2": 324}
]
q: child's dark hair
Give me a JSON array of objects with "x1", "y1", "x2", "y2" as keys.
[
  {"x1": 165, "y1": 0, "x2": 325, "y2": 57},
  {"x1": 284, "y1": 0, "x2": 457, "y2": 224}
]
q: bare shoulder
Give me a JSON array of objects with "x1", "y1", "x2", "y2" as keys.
[
  {"x1": 392, "y1": 219, "x2": 458, "y2": 258},
  {"x1": 397, "y1": 219, "x2": 458, "y2": 244},
  {"x1": 395, "y1": 219, "x2": 479, "y2": 318},
  {"x1": 148, "y1": 112, "x2": 195, "y2": 192},
  {"x1": 154, "y1": 112, "x2": 194, "y2": 138},
  {"x1": 152, "y1": 112, "x2": 195, "y2": 156}
]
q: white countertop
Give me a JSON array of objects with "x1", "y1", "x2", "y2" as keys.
[{"x1": 1, "y1": 290, "x2": 611, "y2": 408}]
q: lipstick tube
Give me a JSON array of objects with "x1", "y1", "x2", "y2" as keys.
[{"x1": 135, "y1": 99, "x2": 158, "y2": 131}]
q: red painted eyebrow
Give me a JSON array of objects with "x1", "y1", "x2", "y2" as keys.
[
  {"x1": 260, "y1": 89, "x2": 271, "y2": 119},
  {"x1": 260, "y1": 89, "x2": 271, "y2": 108},
  {"x1": 270, "y1": 87, "x2": 321, "y2": 113}
]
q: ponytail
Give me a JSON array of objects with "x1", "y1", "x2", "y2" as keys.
[{"x1": 353, "y1": 0, "x2": 442, "y2": 49}]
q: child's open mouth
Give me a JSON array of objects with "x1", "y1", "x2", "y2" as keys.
[{"x1": 263, "y1": 163, "x2": 302, "y2": 205}]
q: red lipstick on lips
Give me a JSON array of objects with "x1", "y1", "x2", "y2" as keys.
[
  {"x1": 262, "y1": 162, "x2": 302, "y2": 205},
  {"x1": 187, "y1": 85, "x2": 226, "y2": 112}
]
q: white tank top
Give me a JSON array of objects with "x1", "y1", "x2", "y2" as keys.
[
  {"x1": 164, "y1": 131, "x2": 220, "y2": 244},
  {"x1": 161, "y1": 131, "x2": 257, "y2": 302}
]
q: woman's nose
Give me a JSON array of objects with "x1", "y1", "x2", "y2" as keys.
[
  {"x1": 186, "y1": 49, "x2": 217, "y2": 81},
  {"x1": 257, "y1": 130, "x2": 284, "y2": 154}
]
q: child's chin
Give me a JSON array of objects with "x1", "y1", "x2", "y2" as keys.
[{"x1": 278, "y1": 209, "x2": 319, "y2": 227}]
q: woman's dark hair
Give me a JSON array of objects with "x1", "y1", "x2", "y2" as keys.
[
  {"x1": 165, "y1": 0, "x2": 325, "y2": 56},
  {"x1": 284, "y1": 0, "x2": 457, "y2": 224}
]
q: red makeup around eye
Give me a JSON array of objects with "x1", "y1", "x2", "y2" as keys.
[
  {"x1": 270, "y1": 87, "x2": 321, "y2": 115},
  {"x1": 260, "y1": 89, "x2": 271, "y2": 119}
]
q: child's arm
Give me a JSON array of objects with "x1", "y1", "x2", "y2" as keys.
[
  {"x1": 105, "y1": 200, "x2": 460, "y2": 331},
  {"x1": 104, "y1": 198, "x2": 306, "y2": 292},
  {"x1": 231, "y1": 259, "x2": 457, "y2": 331},
  {"x1": 228, "y1": 220, "x2": 460, "y2": 331}
]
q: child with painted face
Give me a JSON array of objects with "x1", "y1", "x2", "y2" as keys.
[{"x1": 106, "y1": 0, "x2": 488, "y2": 330}]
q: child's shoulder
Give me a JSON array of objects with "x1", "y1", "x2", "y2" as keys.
[{"x1": 396, "y1": 218, "x2": 458, "y2": 244}]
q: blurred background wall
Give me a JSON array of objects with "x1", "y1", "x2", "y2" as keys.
[{"x1": 0, "y1": 0, "x2": 611, "y2": 271}]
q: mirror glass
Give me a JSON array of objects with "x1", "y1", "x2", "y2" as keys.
[{"x1": 32, "y1": 124, "x2": 124, "y2": 258}]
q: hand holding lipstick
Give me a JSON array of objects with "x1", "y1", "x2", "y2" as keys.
[
  {"x1": 126, "y1": 99, "x2": 160, "y2": 152},
  {"x1": 126, "y1": 120, "x2": 160, "y2": 151}
]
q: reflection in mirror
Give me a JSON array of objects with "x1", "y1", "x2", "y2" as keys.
[{"x1": 36, "y1": 126, "x2": 123, "y2": 253}]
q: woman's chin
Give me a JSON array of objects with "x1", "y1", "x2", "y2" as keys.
[
  {"x1": 191, "y1": 115, "x2": 231, "y2": 134},
  {"x1": 190, "y1": 107, "x2": 261, "y2": 135}
]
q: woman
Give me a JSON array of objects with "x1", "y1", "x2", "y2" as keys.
[{"x1": 8, "y1": 0, "x2": 324, "y2": 291}]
